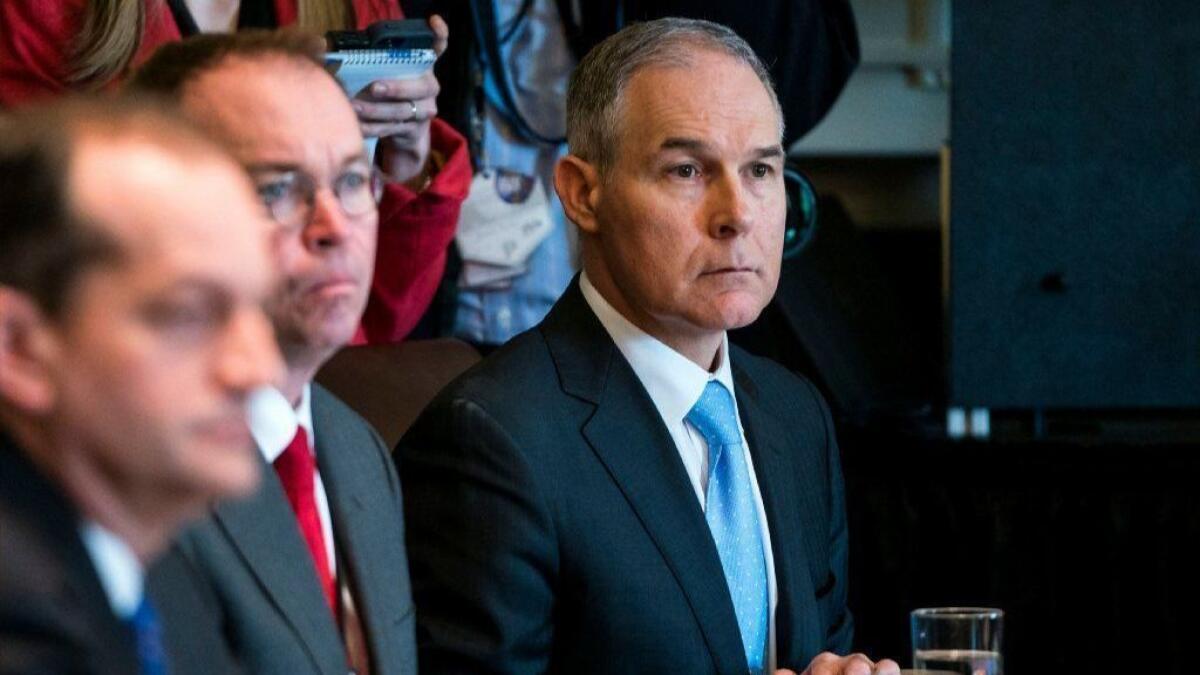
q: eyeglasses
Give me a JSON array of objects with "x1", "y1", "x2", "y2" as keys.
[{"x1": 250, "y1": 165, "x2": 384, "y2": 228}]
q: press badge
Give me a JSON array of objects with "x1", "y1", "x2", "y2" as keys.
[{"x1": 456, "y1": 169, "x2": 553, "y2": 289}]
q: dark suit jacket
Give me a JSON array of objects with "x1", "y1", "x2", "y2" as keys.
[
  {"x1": 397, "y1": 281, "x2": 853, "y2": 674},
  {"x1": 151, "y1": 385, "x2": 417, "y2": 675},
  {"x1": 0, "y1": 434, "x2": 140, "y2": 675}
]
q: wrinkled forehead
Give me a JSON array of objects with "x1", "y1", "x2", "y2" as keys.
[{"x1": 613, "y1": 52, "x2": 784, "y2": 157}]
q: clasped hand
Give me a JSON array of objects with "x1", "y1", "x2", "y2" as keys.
[{"x1": 777, "y1": 651, "x2": 901, "y2": 675}]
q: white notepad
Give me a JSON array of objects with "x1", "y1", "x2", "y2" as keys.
[{"x1": 324, "y1": 48, "x2": 437, "y2": 97}]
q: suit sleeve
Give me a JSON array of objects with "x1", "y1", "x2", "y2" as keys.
[
  {"x1": 396, "y1": 395, "x2": 558, "y2": 674},
  {"x1": 804, "y1": 377, "x2": 854, "y2": 654}
]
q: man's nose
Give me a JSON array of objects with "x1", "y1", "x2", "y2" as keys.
[
  {"x1": 705, "y1": 170, "x2": 753, "y2": 238},
  {"x1": 302, "y1": 188, "x2": 352, "y2": 250},
  {"x1": 218, "y1": 307, "x2": 284, "y2": 394}
]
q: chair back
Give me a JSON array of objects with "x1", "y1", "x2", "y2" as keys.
[{"x1": 315, "y1": 338, "x2": 481, "y2": 448}]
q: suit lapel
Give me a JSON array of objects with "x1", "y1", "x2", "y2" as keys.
[
  {"x1": 311, "y1": 386, "x2": 411, "y2": 671},
  {"x1": 733, "y1": 362, "x2": 822, "y2": 663},
  {"x1": 544, "y1": 283, "x2": 749, "y2": 675},
  {"x1": 0, "y1": 440, "x2": 141, "y2": 675},
  {"x1": 212, "y1": 453, "x2": 345, "y2": 673}
]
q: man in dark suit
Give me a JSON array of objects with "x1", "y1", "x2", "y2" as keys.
[
  {"x1": 398, "y1": 18, "x2": 900, "y2": 675},
  {"x1": 132, "y1": 32, "x2": 419, "y2": 674},
  {"x1": 0, "y1": 97, "x2": 282, "y2": 673}
]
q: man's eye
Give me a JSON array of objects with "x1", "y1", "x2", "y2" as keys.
[
  {"x1": 750, "y1": 163, "x2": 773, "y2": 178},
  {"x1": 671, "y1": 164, "x2": 700, "y2": 179},
  {"x1": 337, "y1": 171, "x2": 369, "y2": 191},
  {"x1": 256, "y1": 181, "x2": 291, "y2": 205},
  {"x1": 144, "y1": 302, "x2": 217, "y2": 332}
]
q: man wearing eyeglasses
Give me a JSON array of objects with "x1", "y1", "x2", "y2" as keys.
[{"x1": 131, "y1": 31, "x2": 418, "y2": 675}]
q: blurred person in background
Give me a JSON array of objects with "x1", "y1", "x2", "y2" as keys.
[{"x1": 0, "y1": 0, "x2": 471, "y2": 343}]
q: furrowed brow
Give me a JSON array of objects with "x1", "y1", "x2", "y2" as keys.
[
  {"x1": 659, "y1": 137, "x2": 711, "y2": 154},
  {"x1": 752, "y1": 145, "x2": 785, "y2": 161}
]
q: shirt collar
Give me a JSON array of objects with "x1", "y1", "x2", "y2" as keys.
[
  {"x1": 248, "y1": 384, "x2": 314, "y2": 463},
  {"x1": 579, "y1": 271, "x2": 735, "y2": 425},
  {"x1": 78, "y1": 521, "x2": 144, "y2": 620}
]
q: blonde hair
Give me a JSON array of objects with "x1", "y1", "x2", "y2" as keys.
[
  {"x1": 69, "y1": 0, "x2": 146, "y2": 88},
  {"x1": 296, "y1": 0, "x2": 351, "y2": 34},
  {"x1": 69, "y1": 0, "x2": 355, "y2": 89}
]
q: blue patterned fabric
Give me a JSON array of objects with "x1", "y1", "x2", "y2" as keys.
[
  {"x1": 127, "y1": 596, "x2": 168, "y2": 675},
  {"x1": 687, "y1": 381, "x2": 769, "y2": 674},
  {"x1": 454, "y1": 0, "x2": 576, "y2": 345}
]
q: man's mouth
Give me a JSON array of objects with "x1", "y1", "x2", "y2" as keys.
[{"x1": 195, "y1": 414, "x2": 253, "y2": 448}]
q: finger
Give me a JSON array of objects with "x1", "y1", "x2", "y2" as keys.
[
  {"x1": 359, "y1": 122, "x2": 424, "y2": 140},
  {"x1": 429, "y1": 14, "x2": 449, "y2": 57},
  {"x1": 354, "y1": 99, "x2": 437, "y2": 123},
  {"x1": 843, "y1": 653, "x2": 875, "y2": 675},
  {"x1": 364, "y1": 73, "x2": 440, "y2": 102},
  {"x1": 872, "y1": 659, "x2": 901, "y2": 675},
  {"x1": 804, "y1": 652, "x2": 841, "y2": 675}
]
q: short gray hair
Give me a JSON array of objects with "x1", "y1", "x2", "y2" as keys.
[{"x1": 565, "y1": 17, "x2": 783, "y2": 173}]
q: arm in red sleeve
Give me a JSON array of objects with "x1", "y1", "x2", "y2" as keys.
[{"x1": 356, "y1": 116, "x2": 472, "y2": 344}]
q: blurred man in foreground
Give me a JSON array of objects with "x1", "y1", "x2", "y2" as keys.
[
  {"x1": 399, "y1": 17, "x2": 900, "y2": 675},
  {"x1": 0, "y1": 96, "x2": 282, "y2": 674}
]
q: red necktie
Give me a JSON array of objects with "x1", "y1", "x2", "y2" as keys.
[{"x1": 272, "y1": 426, "x2": 337, "y2": 616}]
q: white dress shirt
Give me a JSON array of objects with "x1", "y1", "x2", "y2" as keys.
[
  {"x1": 579, "y1": 271, "x2": 779, "y2": 671},
  {"x1": 80, "y1": 522, "x2": 144, "y2": 620},
  {"x1": 248, "y1": 385, "x2": 337, "y2": 575}
]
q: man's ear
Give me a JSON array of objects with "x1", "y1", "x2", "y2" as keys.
[
  {"x1": 554, "y1": 154, "x2": 603, "y2": 235},
  {"x1": 0, "y1": 288, "x2": 60, "y2": 415}
]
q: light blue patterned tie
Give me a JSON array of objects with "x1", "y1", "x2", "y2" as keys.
[{"x1": 687, "y1": 381, "x2": 768, "y2": 674}]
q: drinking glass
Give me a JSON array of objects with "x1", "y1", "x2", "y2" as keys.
[{"x1": 910, "y1": 607, "x2": 1003, "y2": 675}]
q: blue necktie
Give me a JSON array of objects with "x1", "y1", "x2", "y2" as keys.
[
  {"x1": 687, "y1": 381, "x2": 769, "y2": 674},
  {"x1": 127, "y1": 596, "x2": 169, "y2": 675}
]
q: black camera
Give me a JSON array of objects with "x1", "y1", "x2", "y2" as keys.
[{"x1": 326, "y1": 19, "x2": 435, "y2": 51}]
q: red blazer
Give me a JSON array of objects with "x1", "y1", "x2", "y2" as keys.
[{"x1": 0, "y1": 0, "x2": 469, "y2": 344}]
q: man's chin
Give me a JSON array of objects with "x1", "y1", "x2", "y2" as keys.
[
  {"x1": 187, "y1": 444, "x2": 262, "y2": 501},
  {"x1": 712, "y1": 293, "x2": 770, "y2": 331},
  {"x1": 276, "y1": 314, "x2": 361, "y2": 358}
]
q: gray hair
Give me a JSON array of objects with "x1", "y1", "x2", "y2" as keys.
[{"x1": 565, "y1": 17, "x2": 783, "y2": 173}]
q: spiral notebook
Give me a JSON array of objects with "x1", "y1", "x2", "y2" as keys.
[{"x1": 324, "y1": 48, "x2": 437, "y2": 98}]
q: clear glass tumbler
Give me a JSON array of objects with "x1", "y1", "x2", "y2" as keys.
[{"x1": 909, "y1": 607, "x2": 1004, "y2": 675}]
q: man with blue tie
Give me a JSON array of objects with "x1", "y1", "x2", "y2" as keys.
[
  {"x1": 0, "y1": 96, "x2": 282, "y2": 674},
  {"x1": 398, "y1": 17, "x2": 900, "y2": 675}
]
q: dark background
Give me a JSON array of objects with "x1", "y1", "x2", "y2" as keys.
[{"x1": 740, "y1": 2, "x2": 1200, "y2": 671}]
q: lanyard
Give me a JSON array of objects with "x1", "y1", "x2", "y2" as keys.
[{"x1": 468, "y1": 0, "x2": 567, "y2": 147}]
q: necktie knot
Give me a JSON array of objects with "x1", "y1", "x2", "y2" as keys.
[
  {"x1": 687, "y1": 381, "x2": 742, "y2": 448},
  {"x1": 274, "y1": 426, "x2": 315, "y2": 491}
]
